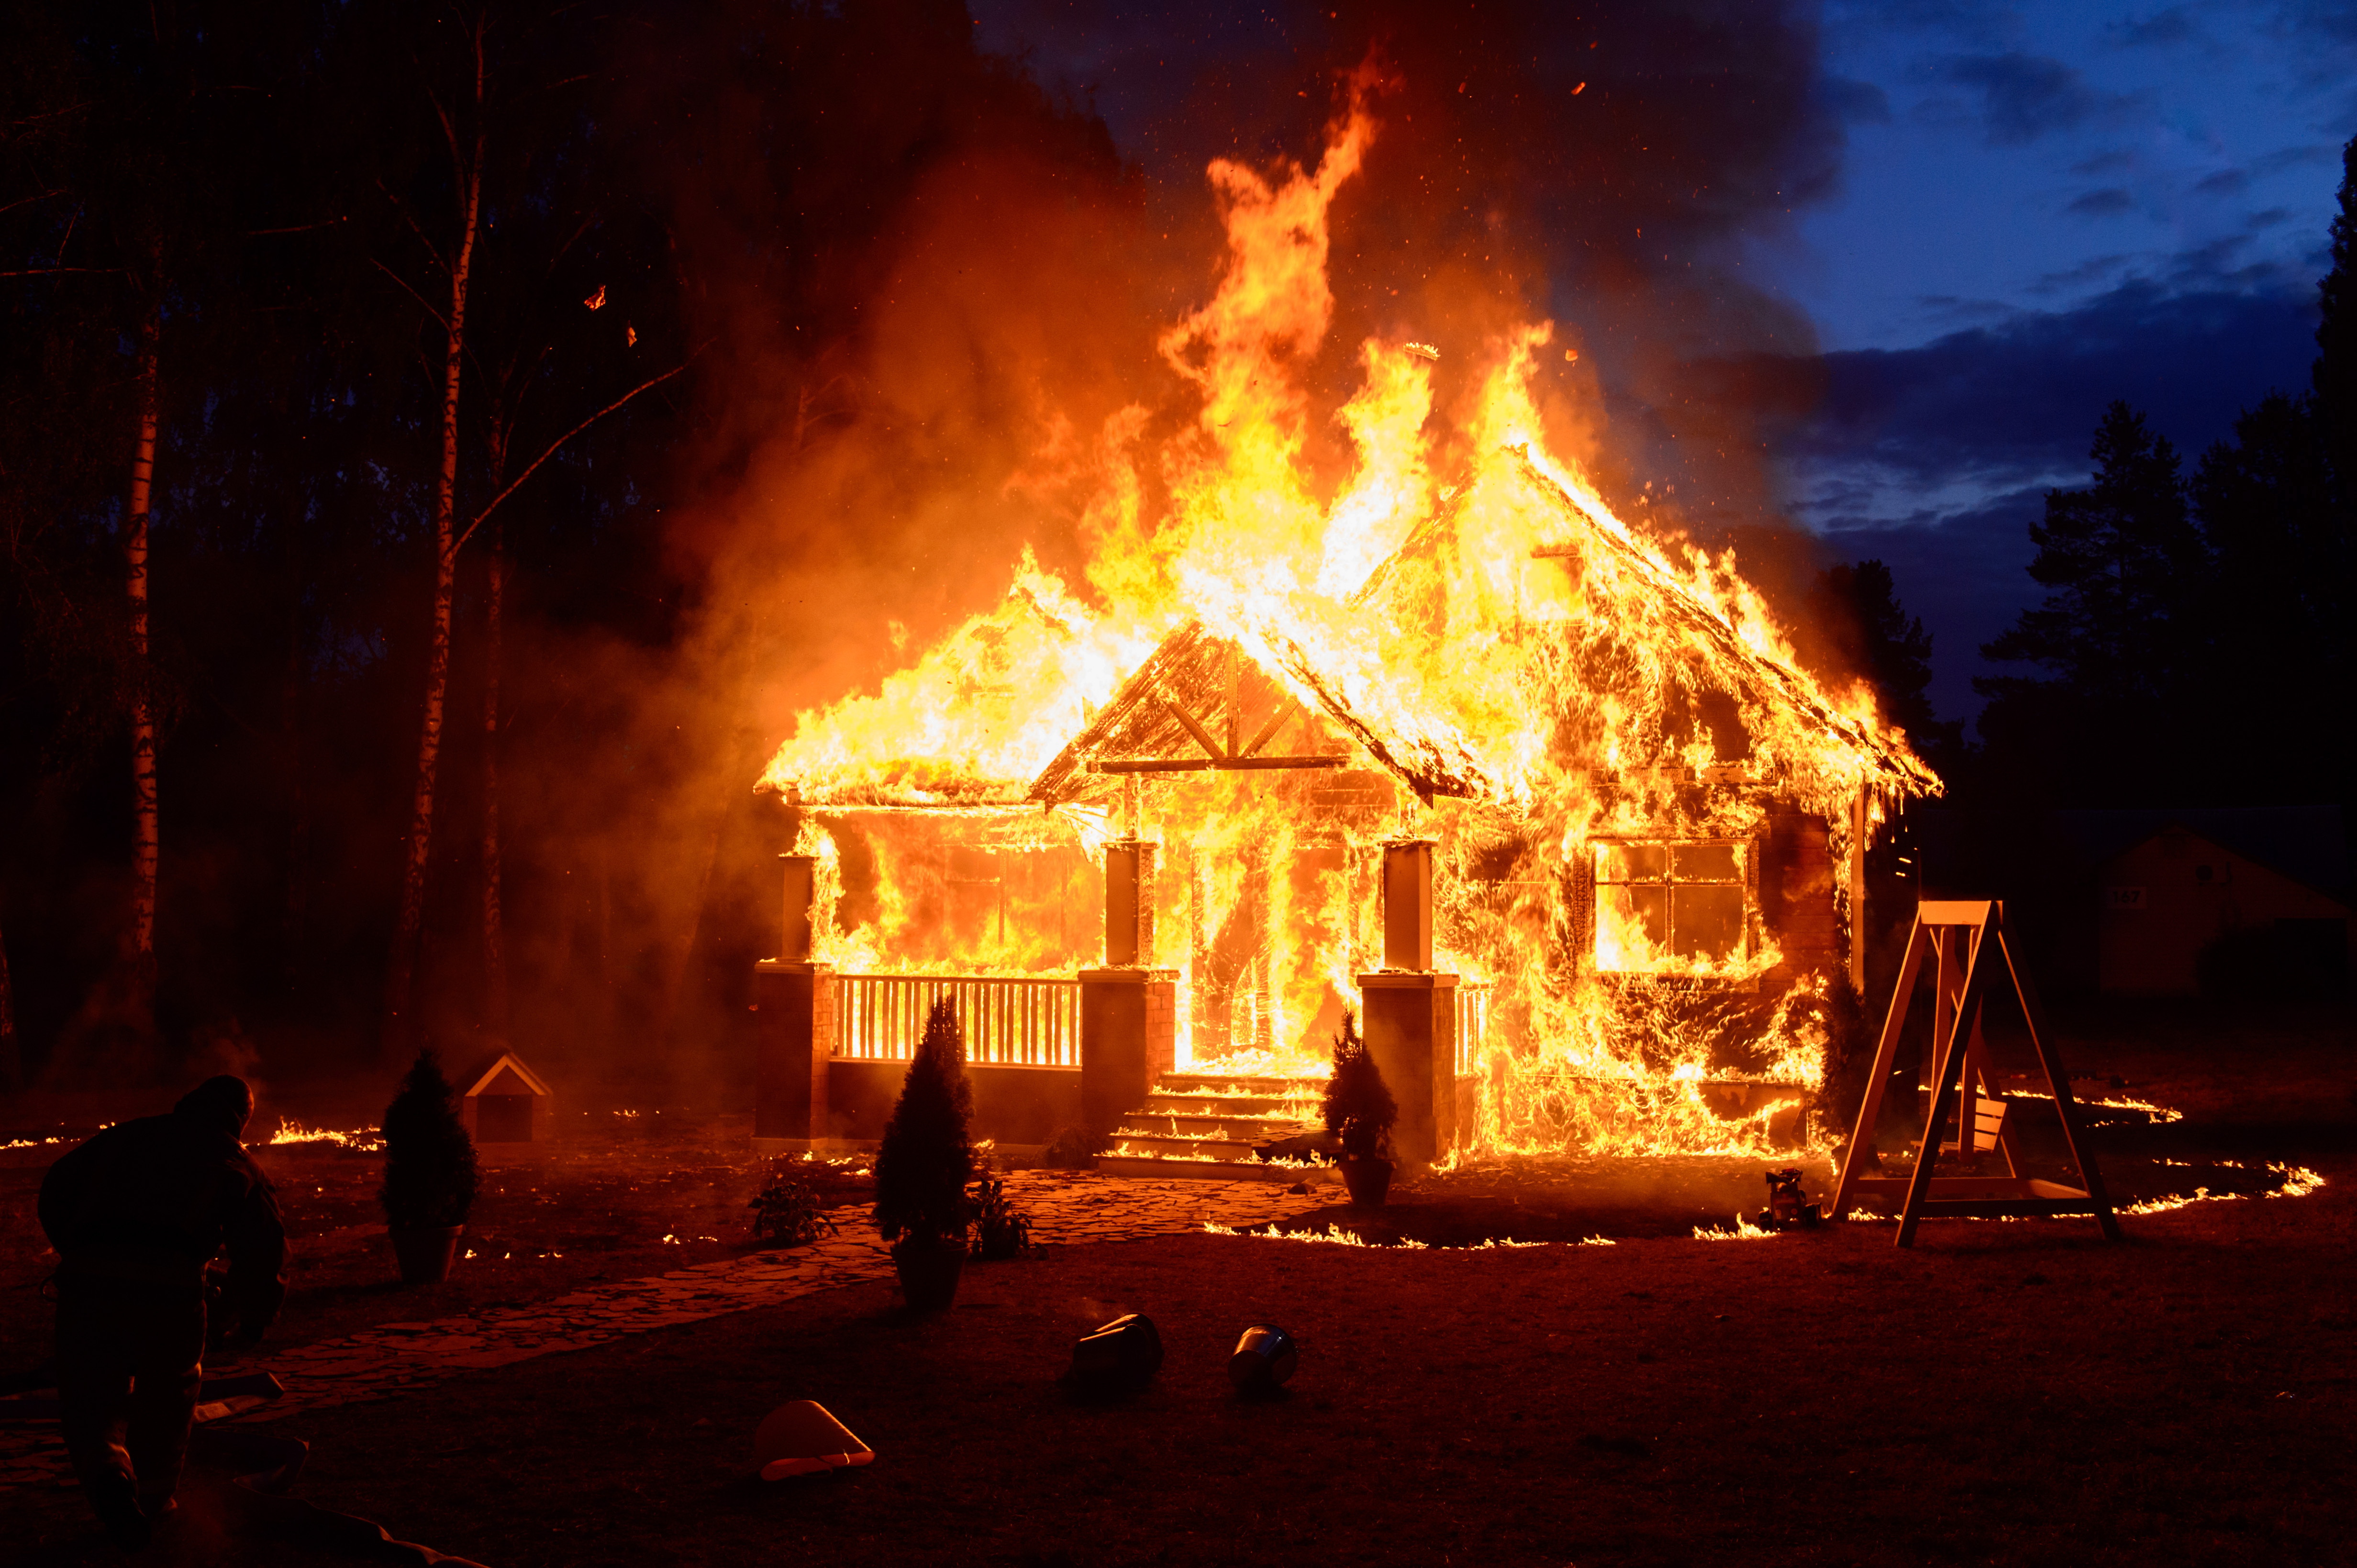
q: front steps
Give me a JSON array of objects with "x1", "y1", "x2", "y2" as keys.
[{"x1": 1097, "y1": 1071, "x2": 1340, "y2": 1184}]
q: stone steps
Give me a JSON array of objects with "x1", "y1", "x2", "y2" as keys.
[{"x1": 1098, "y1": 1068, "x2": 1336, "y2": 1183}]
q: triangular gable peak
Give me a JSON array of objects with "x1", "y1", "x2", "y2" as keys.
[
  {"x1": 1509, "y1": 454, "x2": 1930, "y2": 790},
  {"x1": 1028, "y1": 619, "x2": 1490, "y2": 806},
  {"x1": 464, "y1": 1050, "x2": 552, "y2": 1100}
]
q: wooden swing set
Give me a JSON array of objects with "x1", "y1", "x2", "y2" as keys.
[{"x1": 1827, "y1": 900, "x2": 2120, "y2": 1246}]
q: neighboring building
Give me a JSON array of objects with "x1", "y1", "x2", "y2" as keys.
[{"x1": 2077, "y1": 809, "x2": 2352, "y2": 996}]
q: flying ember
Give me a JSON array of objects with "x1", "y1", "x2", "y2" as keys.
[{"x1": 755, "y1": 80, "x2": 1939, "y2": 1163}]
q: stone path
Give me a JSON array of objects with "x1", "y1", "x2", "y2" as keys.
[{"x1": 0, "y1": 1170, "x2": 1322, "y2": 1492}]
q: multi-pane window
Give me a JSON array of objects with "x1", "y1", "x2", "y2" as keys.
[{"x1": 1593, "y1": 840, "x2": 1749, "y2": 974}]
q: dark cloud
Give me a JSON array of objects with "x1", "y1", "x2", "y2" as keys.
[
  {"x1": 1782, "y1": 282, "x2": 2317, "y2": 480},
  {"x1": 1818, "y1": 75, "x2": 1893, "y2": 124},
  {"x1": 2194, "y1": 168, "x2": 2250, "y2": 198},
  {"x1": 2029, "y1": 252, "x2": 2132, "y2": 295},
  {"x1": 2157, "y1": 229, "x2": 2319, "y2": 295},
  {"x1": 2108, "y1": 7, "x2": 2200, "y2": 47},
  {"x1": 2067, "y1": 187, "x2": 2138, "y2": 217},
  {"x1": 1750, "y1": 282, "x2": 2321, "y2": 716},
  {"x1": 1914, "y1": 294, "x2": 2023, "y2": 328},
  {"x1": 2247, "y1": 206, "x2": 2295, "y2": 228},
  {"x1": 2070, "y1": 147, "x2": 2137, "y2": 177},
  {"x1": 1943, "y1": 51, "x2": 2112, "y2": 145},
  {"x1": 2251, "y1": 143, "x2": 2334, "y2": 176}
]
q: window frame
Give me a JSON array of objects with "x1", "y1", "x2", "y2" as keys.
[{"x1": 1585, "y1": 835, "x2": 1759, "y2": 980}]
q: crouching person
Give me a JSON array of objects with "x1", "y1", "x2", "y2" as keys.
[{"x1": 38, "y1": 1075, "x2": 287, "y2": 1549}]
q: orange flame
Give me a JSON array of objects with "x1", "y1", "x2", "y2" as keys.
[{"x1": 759, "y1": 86, "x2": 1939, "y2": 1157}]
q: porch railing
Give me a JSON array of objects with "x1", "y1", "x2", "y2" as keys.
[
  {"x1": 833, "y1": 973, "x2": 1081, "y2": 1068},
  {"x1": 1455, "y1": 984, "x2": 1493, "y2": 1078}
]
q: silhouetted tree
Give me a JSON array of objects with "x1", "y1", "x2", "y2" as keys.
[
  {"x1": 872, "y1": 1001, "x2": 975, "y2": 1248},
  {"x1": 1976, "y1": 402, "x2": 2208, "y2": 802},
  {"x1": 2172, "y1": 132, "x2": 2357, "y2": 810},
  {"x1": 1812, "y1": 558, "x2": 1964, "y2": 774},
  {"x1": 2189, "y1": 393, "x2": 2348, "y2": 803},
  {"x1": 2316, "y1": 134, "x2": 2357, "y2": 504},
  {"x1": 379, "y1": 1049, "x2": 480, "y2": 1230}
]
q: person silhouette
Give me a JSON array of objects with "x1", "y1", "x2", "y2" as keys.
[{"x1": 38, "y1": 1074, "x2": 287, "y2": 1549}]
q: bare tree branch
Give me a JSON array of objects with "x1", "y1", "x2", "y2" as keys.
[
  {"x1": 6, "y1": 99, "x2": 98, "y2": 127},
  {"x1": 451, "y1": 342, "x2": 709, "y2": 556},
  {"x1": 370, "y1": 256, "x2": 455, "y2": 334},
  {"x1": 0, "y1": 189, "x2": 67, "y2": 219},
  {"x1": 375, "y1": 177, "x2": 451, "y2": 277}
]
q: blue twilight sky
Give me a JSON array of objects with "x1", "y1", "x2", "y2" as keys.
[
  {"x1": 970, "y1": 1, "x2": 2357, "y2": 720},
  {"x1": 1763, "y1": 2, "x2": 2354, "y2": 716}
]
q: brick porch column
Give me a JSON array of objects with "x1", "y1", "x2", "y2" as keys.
[
  {"x1": 753, "y1": 853, "x2": 829, "y2": 1151},
  {"x1": 752, "y1": 960, "x2": 834, "y2": 1151},
  {"x1": 1079, "y1": 967, "x2": 1178, "y2": 1136}
]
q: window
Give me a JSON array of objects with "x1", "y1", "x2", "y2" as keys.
[{"x1": 1593, "y1": 840, "x2": 1749, "y2": 974}]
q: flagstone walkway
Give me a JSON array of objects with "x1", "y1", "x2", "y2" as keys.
[{"x1": 0, "y1": 1170, "x2": 1323, "y2": 1492}]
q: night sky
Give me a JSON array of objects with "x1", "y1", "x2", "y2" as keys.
[{"x1": 971, "y1": 0, "x2": 2357, "y2": 718}]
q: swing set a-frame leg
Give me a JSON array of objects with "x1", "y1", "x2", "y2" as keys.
[
  {"x1": 1896, "y1": 925, "x2": 1994, "y2": 1247},
  {"x1": 1826, "y1": 919, "x2": 1929, "y2": 1222},
  {"x1": 1998, "y1": 927, "x2": 2122, "y2": 1241}
]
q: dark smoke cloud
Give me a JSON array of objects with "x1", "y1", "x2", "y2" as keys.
[
  {"x1": 975, "y1": 1, "x2": 1853, "y2": 518},
  {"x1": 513, "y1": 0, "x2": 1884, "y2": 1095}
]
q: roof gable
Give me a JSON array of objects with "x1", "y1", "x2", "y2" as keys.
[
  {"x1": 463, "y1": 1051, "x2": 552, "y2": 1100},
  {"x1": 1028, "y1": 619, "x2": 1490, "y2": 806}
]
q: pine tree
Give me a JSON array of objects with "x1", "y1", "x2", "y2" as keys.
[
  {"x1": 1321, "y1": 1012, "x2": 1396, "y2": 1162},
  {"x1": 2190, "y1": 393, "x2": 2346, "y2": 802},
  {"x1": 379, "y1": 1049, "x2": 480, "y2": 1229},
  {"x1": 1812, "y1": 558, "x2": 1966, "y2": 774},
  {"x1": 2315, "y1": 134, "x2": 2357, "y2": 499},
  {"x1": 1976, "y1": 402, "x2": 2208, "y2": 801},
  {"x1": 873, "y1": 1001, "x2": 974, "y2": 1247}
]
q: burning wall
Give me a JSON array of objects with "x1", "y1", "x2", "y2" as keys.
[{"x1": 756, "y1": 83, "x2": 1938, "y2": 1155}]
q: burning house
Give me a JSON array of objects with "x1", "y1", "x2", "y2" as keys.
[{"x1": 748, "y1": 94, "x2": 1938, "y2": 1171}]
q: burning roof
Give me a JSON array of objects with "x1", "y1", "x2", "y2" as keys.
[
  {"x1": 1026, "y1": 618, "x2": 1490, "y2": 808},
  {"x1": 752, "y1": 82, "x2": 1948, "y2": 1159},
  {"x1": 756, "y1": 552, "x2": 1148, "y2": 810},
  {"x1": 760, "y1": 83, "x2": 1938, "y2": 836}
]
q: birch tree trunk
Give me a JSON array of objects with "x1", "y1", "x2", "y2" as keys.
[
  {"x1": 480, "y1": 500, "x2": 508, "y2": 1037},
  {"x1": 124, "y1": 305, "x2": 161, "y2": 1014},
  {"x1": 383, "y1": 88, "x2": 485, "y2": 1056}
]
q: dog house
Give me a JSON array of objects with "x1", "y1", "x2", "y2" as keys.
[{"x1": 461, "y1": 1051, "x2": 553, "y2": 1146}]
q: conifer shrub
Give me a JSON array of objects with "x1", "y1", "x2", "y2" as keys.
[
  {"x1": 873, "y1": 1001, "x2": 975, "y2": 1250},
  {"x1": 1321, "y1": 1012, "x2": 1397, "y2": 1162},
  {"x1": 380, "y1": 1050, "x2": 480, "y2": 1230}
]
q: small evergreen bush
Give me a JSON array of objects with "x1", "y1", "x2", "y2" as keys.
[
  {"x1": 967, "y1": 1176, "x2": 1033, "y2": 1259},
  {"x1": 380, "y1": 1050, "x2": 480, "y2": 1230},
  {"x1": 1040, "y1": 1125, "x2": 1107, "y2": 1168},
  {"x1": 873, "y1": 1001, "x2": 975, "y2": 1249},
  {"x1": 1321, "y1": 1012, "x2": 1396, "y2": 1162},
  {"x1": 750, "y1": 1161, "x2": 840, "y2": 1247}
]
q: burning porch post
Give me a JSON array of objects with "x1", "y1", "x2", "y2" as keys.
[
  {"x1": 753, "y1": 853, "x2": 833, "y2": 1151},
  {"x1": 1081, "y1": 840, "x2": 1175, "y2": 1136},
  {"x1": 1358, "y1": 838, "x2": 1458, "y2": 1168}
]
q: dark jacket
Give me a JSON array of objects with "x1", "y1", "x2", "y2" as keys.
[{"x1": 38, "y1": 1104, "x2": 288, "y2": 1343}]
